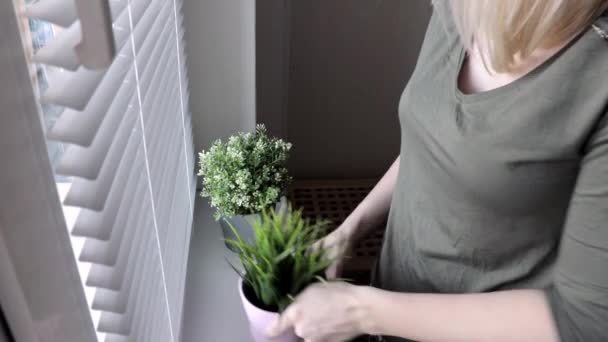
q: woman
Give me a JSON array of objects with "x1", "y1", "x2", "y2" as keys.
[{"x1": 268, "y1": 1, "x2": 608, "y2": 341}]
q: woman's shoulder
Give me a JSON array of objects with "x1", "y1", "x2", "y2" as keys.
[
  {"x1": 592, "y1": 10, "x2": 608, "y2": 42},
  {"x1": 576, "y1": 12, "x2": 608, "y2": 82},
  {"x1": 429, "y1": 0, "x2": 459, "y2": 38},
  {"x1": 556, "y1": 13, "x2": 608, "y2": 151}
]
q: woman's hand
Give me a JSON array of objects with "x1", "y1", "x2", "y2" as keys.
[
  {"x1": 312, "y1": 221, "x2": 357, "y2": 279},
  {"x1": 312, "y1": 157, "x2": 400, "y2": 279},
  {"x1": 266, "y1": 282, "x2": 370, "y2": 342}
]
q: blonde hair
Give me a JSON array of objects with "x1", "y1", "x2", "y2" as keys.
[{"x1": 450, "y1": 0, "x2": 607, "y2": 73}]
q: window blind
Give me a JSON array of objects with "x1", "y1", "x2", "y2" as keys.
[{"x1": 25, "y1": 0, "x2": 195, "y2": 341}]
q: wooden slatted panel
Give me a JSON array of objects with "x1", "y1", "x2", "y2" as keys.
[{"x1": 288, "y1": 179, "x2": 385, "y2": 283}]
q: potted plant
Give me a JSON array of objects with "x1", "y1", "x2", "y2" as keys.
[
  {"x1": 198, "y1": 124, "x2": 292, "y2": 249},
  {"x1": 226, "y1": 206, "x2": 331, "y2": 342}
]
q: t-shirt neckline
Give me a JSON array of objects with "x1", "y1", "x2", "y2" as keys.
[{"x1": 453, "y1": 29, "x2": 590, "y2": 104}]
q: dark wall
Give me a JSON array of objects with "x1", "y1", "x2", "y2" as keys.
[
  {"x1": 256, "y1": 0, "x2": 291, "y2": 140},
  {"x1": 258, "y1": 0, "x2": 432, "y2": 179},
  {"x1": 0, "y1": 307, "x2": 13, "y2": 342}
]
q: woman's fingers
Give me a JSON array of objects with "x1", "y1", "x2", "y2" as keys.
[
  {"x1": 326, "y1": 259, "x2": 343, "y2": 279},
  {"x1": 310, "y1": 229, "x2": 354, "y2": 277},
  {"x1": 309, "y1": 238, "x2": 325, "y2": 254},
  {"x1": 304, "y1": 337, "x2": 339, "y2": 342},
  {"x1": 265, "y1": 304, "x2": 298, "y2": 337},
  {"x1": 309, "y1": 233, "x2": 341, "y2": 257}
]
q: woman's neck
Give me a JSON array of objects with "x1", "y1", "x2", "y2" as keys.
[{"x1": 458, "y1": 39, "x2": 573, "y2": 95}]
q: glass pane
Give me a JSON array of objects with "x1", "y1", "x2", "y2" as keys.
[{"x1": 22, "y1": 0, "x2": 70, "y2": 182}]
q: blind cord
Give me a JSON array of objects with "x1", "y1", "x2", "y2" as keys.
[
  {"x1": 126, "y1": 1, "x2": 176, "y2": 341},
  {"x1": 171, "y1": 0, "x2": 194, "y2": 215}
]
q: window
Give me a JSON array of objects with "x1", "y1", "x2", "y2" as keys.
[
  {"x1": 23, "y1": 0, "x2": 70, "y2": 179},
  {"x1": 1, "y1": 0, "x2": 195, "y2": 341}
]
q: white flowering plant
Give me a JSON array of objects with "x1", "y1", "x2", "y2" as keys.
[{"x1": 198, "y1": 124, "x2": 292, "y2": 220}]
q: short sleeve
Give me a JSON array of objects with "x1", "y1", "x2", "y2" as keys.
[
  {"x1": 430, "y1": 0, "x2": 460, "y2": 40},
  {"x1": 546, "y1": 114, "x2": 608, "y2": 341}
]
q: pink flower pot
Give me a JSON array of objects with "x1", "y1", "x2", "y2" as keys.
[{"x1": 238, "y1": 280, "x2": 300, "y2": 342}]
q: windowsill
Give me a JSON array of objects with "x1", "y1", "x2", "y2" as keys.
[{"x1": 180, "y1": 198, "x2": 253, "y2": 342}]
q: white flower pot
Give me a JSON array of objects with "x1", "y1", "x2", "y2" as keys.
[
  {"x1": 239, "y1": 279, "x2": 300, "y2": 342},
  {"x1": 220, "y1": 213, "x2": 260, "y2": 250},
  {"x1": 220, "y1": 196, "x2": 288, "y2": 251}
]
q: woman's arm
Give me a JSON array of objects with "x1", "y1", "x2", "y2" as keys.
[
  {"x1": 316, "y1": 157, "x2": 400, "y2": 278},
  {"x1": 267, "y1": 283, "x2": 559, "y2": 342},
  {"x1": 343, "y1": 156, "x2": 400, "y2": 242},
  {"x1": 362, "y1": 287, "x2": 559, "y2": 342}
]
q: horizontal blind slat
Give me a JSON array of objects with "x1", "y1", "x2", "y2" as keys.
[
  {"x1": 137, "y1": 17, "x2": 175, "y2": 96},
  {"x1": 63, "y1": 109, "x2": 141, "y2": 210},
  {"x1": 32, "y1": 23, "x2": 80, "y2": 70},
  {"x1": 149, "y1": 97, "x2": 182, "y2": 224},
  {"x1": 30, "y1": 0, "x2": 130, "y2": 70},
  {"x1": 90, "y1": 242, "x2": 148, "y2": 313},
  {"x1": 131, "y1": 0, "x2": 171, "y2": 54},
  {"x1": 90, "y1": 231, "x2": 153, "y2": 316},
  {"x1": 39, "y1": 0, "x2": 152, "y2": 109},
  {"x1": 96, "y1": 221, "x2": 158, "y2": 335},
  {"x1": 61, "y1": 65, "x2": 178, "y2": 210},
  {"x1": 85, "y1": 187, "x2": 149, "y2": 290},
  {"x1": 47, "y1": 2, "x2": 173, "y2": 146},
  {"x1": 91, "y1": 228, "x2": 153, "y2": 313},
  {"x1": 42, "y1": 67, "x2": 105, "y2": 110},
  {"x1": 78, "y1": 178, "x2": 147, "y2": 265},
  {"x1": 150, "y1": 122, "x2": 182, "y2": 245},
  {"x1": 55, "y1": 67, "x2": 135, "y2": 178},
  {"x1": 71, "y1": 148, "x2": 142, "y2": 240}
]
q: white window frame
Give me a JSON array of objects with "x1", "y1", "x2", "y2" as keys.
[{"x1": 0, "y1": 1, "x2": 96, "y2": 341}]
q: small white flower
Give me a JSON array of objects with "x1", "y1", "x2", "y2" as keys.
[{"x1": 197, "y1": 126, "x2": 291, "y2": 218}]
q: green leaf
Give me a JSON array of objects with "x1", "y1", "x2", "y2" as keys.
[
  {"x1": 197, "y1": 124, "x2": 292, "y2": 218},
  {"x1": 223, "y1": 204, "x2": 331, "y2": 309}
]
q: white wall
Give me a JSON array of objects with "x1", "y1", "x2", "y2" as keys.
[
  {"x1": 183, "y1": 0, "x2": 257, "y2": 154},
  {"x1": 181, "y1": 3, "x2": 257, "y2": 341}
]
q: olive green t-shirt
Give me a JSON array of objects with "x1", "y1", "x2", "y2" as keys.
[{"x1": 374, "y1": 2, "x2": 608, "y2": 341}]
